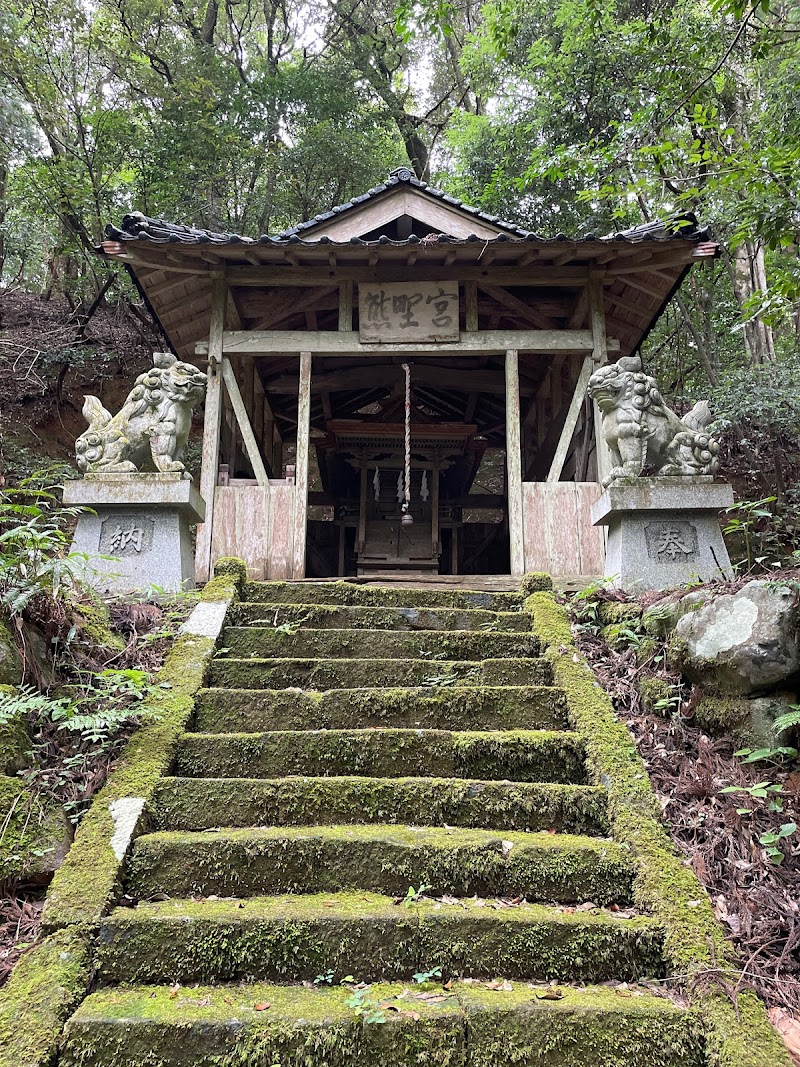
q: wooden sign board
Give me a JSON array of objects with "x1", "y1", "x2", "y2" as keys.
[{"x1": 358, "y1": 281, "x2": 459, "y2": 343}]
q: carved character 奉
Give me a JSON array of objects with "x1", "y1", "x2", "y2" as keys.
[
  {"x1": 588, "y1": 355, "x2": 719, "y2": 487},
  {"x1": 76, "y1": 352, "x2": 207, "y2": 475}
]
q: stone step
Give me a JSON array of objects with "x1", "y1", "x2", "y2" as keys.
[
  {"x1": 220, "y1": 627, "x2": 542, "y2": 661},
  {"x1": 95, "y1": 892, "x2": 665, "y2": 985},
  {"x1": 173, "y1": 728, "x2": 585, "y2": 783},
  {"x1": 230, "y1": 601, "x2": 533, "y2": 631},
  {"x1": 193, "y1": 685, "x2": 569, "y2": 733},
  {"x1": 152, "y1": 776, "x2": 608, "y2": 835},
  {"x1": 245, "y1": 580, "x2": 525, "y2": 612},
  {"x1": 62, "y1": 981, "x2": 702, "y2": 1067},
  {"x1": 208, "y1": 657, "x2": 552, "y2": 691},
  {"x1": 125, "y1": 824, "x2": 633, "y2": 905}
]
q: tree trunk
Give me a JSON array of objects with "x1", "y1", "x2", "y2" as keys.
[{"x1": 723, "y1": 243, "x2": 776, "y2": 363}]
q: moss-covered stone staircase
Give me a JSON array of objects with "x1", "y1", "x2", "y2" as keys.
[{"x1": 56, "y1": 580, "x2": 730, "y2": 1065}]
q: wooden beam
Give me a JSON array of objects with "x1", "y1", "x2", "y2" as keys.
[
  {"x1": 263, "y1": 364, "x2": 532, "y2": 396},
  {"x1": 195, "y1": 275, "x2": 226, "y2": 582},
  {"x1": 589, "y1": 276, "x2": 612, "y2": 484},
  {"x1": 567, "y1": 288, "x2": 589, "y2": 329},
  {"x1": 292, "y1": 352, "x2": 312, "y2": 578},
  {"x1": 338, "y1": 281, "x2": 353, "y2": 332},
  {"x1": 464, "y1": 281, "x2": 478, "y2": 332},
  {"x1": 226, "y1": 266, "x2": 593, "y2": 287},
  {"x1": 505, "y1": 349, "x2": 525, "y2": 575},
  {"x1": 196, "y1": 329, "x2": 620, "y2": 358},
  {"x1": 220, "y1": 358, "x2": 270, "y2": 487},
  {"x1": 479, "y1": 284, "x2": 557, "y2": 330},
  {"x1": 251, "y1": 286, "x2": 337, "y2": 330},
  {"x1": 547, "y1": 356, "x2": 593, "y2": 483}
]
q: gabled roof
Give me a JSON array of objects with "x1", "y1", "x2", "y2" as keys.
[
  {"x1": 97, "y1": 168, "x2": 718, "y2": 364},
  {"x1": 103, "y1": 166, "x2": 713, "y2": 248}
]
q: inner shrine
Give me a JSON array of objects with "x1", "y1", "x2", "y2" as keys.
[{"x1": 98, "y1": 167, "x2": 718, "y2": 582}]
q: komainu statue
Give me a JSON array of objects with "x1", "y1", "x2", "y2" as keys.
[
  {"x1": 588, "y1": 355, "x2": 720, "y2": 487},
  {"x1": 75, "y1": 352, "x2": 207, "y2": 475}
]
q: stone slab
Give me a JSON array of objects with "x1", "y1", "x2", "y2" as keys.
[
  {"x1": 69, "y1": 506, "x2": 198, "y2": 594},
  {"x1": 592, "y1": 478, "x2": 734, "y2": 525},
  {"x1": 602, "y1": 510, "x2": 733, "y2": 591},
  {"x1": 63, "y1": 474, "x2": 205, "y2": 523}
]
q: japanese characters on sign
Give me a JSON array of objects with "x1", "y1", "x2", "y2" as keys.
[
  {"x1": 358, "y1": 281, "x2": 459, "y2": 343},
  {"x1": 99, "y1": 514, "x2": 155, "y2": 557}
]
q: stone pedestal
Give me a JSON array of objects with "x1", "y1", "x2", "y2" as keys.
[
  {"x1": 591, "y1": 478, "x2": 734, "y2": 591},
  {"x1": 63, "y1": 474, "x2": 205, "y2": 594}
]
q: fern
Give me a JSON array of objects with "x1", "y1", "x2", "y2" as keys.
[
  {"x1": 773, "y1": 705, "x2": 800, "y2": 734},
  {"x1": 0, "y1": 684, "x2": 74, "y2": 728}
]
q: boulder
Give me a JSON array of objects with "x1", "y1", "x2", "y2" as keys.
[
  {"x1": 0, "y1": 618, "x2": 23, "y2": 686},
  {"x1": 672, "y1": 580, "x2": 800, "y2": 695}
]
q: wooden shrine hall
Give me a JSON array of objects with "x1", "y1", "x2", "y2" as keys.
[{"x1": 99, "y1": 167, "x2": 718, "y2": 582}]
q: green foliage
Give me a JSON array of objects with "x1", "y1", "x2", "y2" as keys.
[
  {"x1": 773, "y1": 705, "x2": 800, "y2": 735},
  {"x1": 733, "y1": 745, "x2": 798, "y2": 764},
  {"x1": 0, "y1": 475, "x2": 92, "y2": 615}
]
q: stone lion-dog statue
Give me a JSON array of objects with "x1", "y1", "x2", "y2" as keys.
[
  {"x1": 75, "y1": 352, "x2": 207, "y2": 475},
  {"x1": 588, "y1": 355, "x2": 720, "y2": 487}
]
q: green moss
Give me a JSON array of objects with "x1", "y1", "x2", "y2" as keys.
[
  {"x1": 230, "y1": 601, "x2": 533, "y2": 632},
  {"x1": 208, "y1": 655, "x2": 552, "y2": 691},
  {"x1": 73, "y1": 601, "x2": 126, "y2": 655},
  {"x1": 639, "y1": 677, "x2": 676, "y2": 716},
  {"x1": 60, "y1": 980, "x2": 701, "y2": 1067},
  {"x1": 518, "y1": 572, "x2": 554, "y2": 595},
  {"x1": 43, "y1": 569, "x2": 241, "y2": 931},
  {"x1": 125, "y1": 823, "x2": 634, "y2": 904},
  {"x1": 95, "y1": 890, "x2": 662, "y2": 986},
  {"x1": 153, "y1": 774, "x2": 607, "y2": 836},
  {"x1": 692, "y1": 693, "x2": 751, "y2": 734},
  {"x1": 0, "y1": 618, "x2": 23, "y2": 686},
  {"x1": 0, "y1": 685, "x2": 31, "y2": 774},
  {"x1": 525, "y1": 589, "x2": 792, "y2": 1067},
  {"x1": 212, "y1": 556, "x2": 248, "y2": 584},
  {"x1": 0, "y1": 928, "x2": 91, "y2": 1067},
  {"x1": 193, "y1": 684, "x2": 569, "y2": 733},
  {"x1": 173, "y1": 726, "x2": 584, "y2": 784},
  {"x1": 0, "y1": 776, "x2": 67, "y2": 882},
  {"x1": 220, "y1": 626, "x2": 542, "y2": 661},
  {"x1": 597, "y1": 601, "x2": 642, "y2": 625},
  {"x1": 460, "y1": 981, "x2": 702, "y2": 1067},
  {"x1": 244, "y1": 580, "x2": 524, "y2": 612}
]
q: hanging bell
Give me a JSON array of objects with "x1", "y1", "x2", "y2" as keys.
[{"x1": 401, "y1": 504, "x2": 414, "y2": 526}]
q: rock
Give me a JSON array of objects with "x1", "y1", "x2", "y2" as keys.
[
  {"x1": 0, "y1": 618, "x2": 23, "y2": 686},
  {"x1": 672, "y1": 580, "x2": 800, "y2": 695},
  {"x1": 0, "y1": 686, "x2": 32, "y2": 774},
  {"x1": 693, "y1": 689, "x2": 797, "y2": 748},
  {"x1": 0, "y1": 776, "x2": 72, "y2": 882}
]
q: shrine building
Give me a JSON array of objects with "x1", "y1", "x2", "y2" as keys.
[{"x1": 99, "y1": 167, "x2": 718, "y2": 582}]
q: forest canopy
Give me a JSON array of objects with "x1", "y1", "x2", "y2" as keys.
[{"x1": 2, "y1": 0, "x2": 800, "y2": 503}]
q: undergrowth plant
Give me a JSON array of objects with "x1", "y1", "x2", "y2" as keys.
[{"x1": 0, "y1": 471, "x2": 93, "y2": 615}]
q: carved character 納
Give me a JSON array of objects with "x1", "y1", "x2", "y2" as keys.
[
  {"x1": 587, "y1": 355, "x2": 719, "y2": 487},
  {"x1": 75, "y1": 352, "x2": 207, "y2": 475}
]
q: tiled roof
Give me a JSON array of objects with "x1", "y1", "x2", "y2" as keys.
[{"x1": 104, "y1": 167, "x2": 712, "y2": 248}]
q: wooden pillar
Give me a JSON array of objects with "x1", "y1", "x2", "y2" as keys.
[
  {"x1": 431, "y1": 462, "x2": 440, "y2": 557},
  {"x1": 357, "y1": 466, "x2": 368, "y2": 553},
  {"x1": 292, "y1": 351, "x2": 312, "y2": 578},
  {"x1": 339, "y1": 282, "x2": 353, "y2": 332},
  {"x1": 450, "y1": 524, "x2": 459, "y2": 575},
  {"x1": 464, "y1": 282, "x2": 478, "y2": 332},
  {"x1": 337, "y1": 523, "x2": 346, "y2": 577},
  {"x1": 589, "y1": 275, "x2": 612, "y2": 484},
  {"x1": 505, "y1": 349, "x2": 525, "y2": 575},
  {"x1": 195, "y1": 275, "x2": 226, "y2": 583}
]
